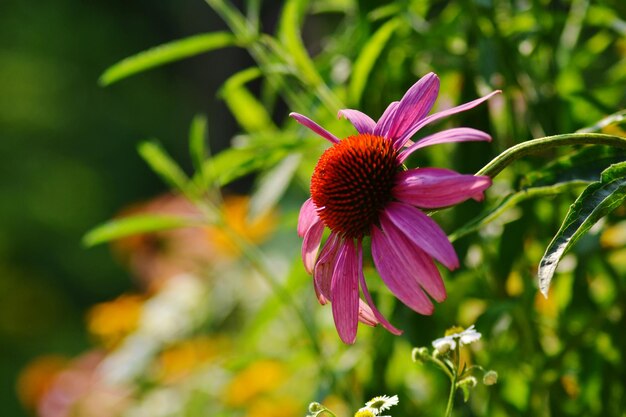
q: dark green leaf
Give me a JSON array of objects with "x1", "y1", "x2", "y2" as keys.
[{"x1": 538, "y1": 162, "x2": 626, "y2": 295}]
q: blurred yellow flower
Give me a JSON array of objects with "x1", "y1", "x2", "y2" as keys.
[
  {"x1": 246, "y1": 396, "x2": 300, "y2": 417},
  {"x1": 207, "y1": 195, "x2": 277, "y2": 257},
  {"x1": 16, "y1": 355, "x2": 68, "y2": 410},
  {"x1": 224, "y1": 360, "x2": 287, "y2": 407},
  {"x1": 157, "y1": 335, "x2": 230, "y2": 382},
  {"x1": 87, "y1": 294, "x2": 145, "y2": 349}
]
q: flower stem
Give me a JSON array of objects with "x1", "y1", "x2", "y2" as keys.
[
  {"x1": 444, "y1": 346, "x2": 461, "y2": 417},
  {"x1": 477, "y1": 133, "x2": 626, "y2": 178}
]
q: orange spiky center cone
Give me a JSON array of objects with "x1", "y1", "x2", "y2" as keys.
[{"x1": 310, "y1": 133, "x2": 399, "y2": 239}]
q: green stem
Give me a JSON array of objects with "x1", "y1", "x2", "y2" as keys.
[
  {"x1": 444, "y1": 347, "x2": 461, "y2": 417},
  {"x1": 477, "y1": 133, "x2": 626, "y2": 178}
]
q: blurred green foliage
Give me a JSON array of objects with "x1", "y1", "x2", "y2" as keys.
[{"x1": 3, "y1": 0, "x2": 626, "y2": 416}]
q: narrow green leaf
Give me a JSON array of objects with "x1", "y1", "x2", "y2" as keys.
[
  {"x1": 278, "y1": 0, "x2": 320, "y2": 87},
  {"x1": 83, "y1": 214, "x2": 200, "y2": 247},
  {"x1": 248, "y1": 153, "x2": 301, "y2": 220},
  {"x1": 577, "y1": 109, "x2": 626, "y2": 133},
  {"x1": 449, "y1": 182, "x2": 587, "y2": 243},
  {"x1": 538, "y1": 162, "x2": 626, "y2": 295},
  {"x1": 349, "y1": 18, "x2": 400, "y2": 105},
  {"x1": 138, "y1": 141, "x2": 189, "y2": 192},
  {"x1": 522, "y1": 146, "x2": 626, "y2": 188},
  {"x1": 201, "y1": 146, "x2": 289, "y2": 187},
  {"x1": 189, "y1": 114, "x2": 209, "y2": 175},
  {"x1": 476, "y1": 133, "x2": 626, "y2": 178},
  {"x1": 99, "y1": 32, "x2": 237, "y2": 86},
  {"x1": 219, "y1": 68, "x2": 275, "y2": 132}
]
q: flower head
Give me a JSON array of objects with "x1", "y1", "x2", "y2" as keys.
[
  {"x1": 432, "y1": 324, "x2": 482, "y2": 352},
  {"x1": 293, "y1": 73, "x2": 500, "y2": 343}
]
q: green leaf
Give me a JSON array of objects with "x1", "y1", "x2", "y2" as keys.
[
  {"x1": 219, "y1": 68, "x2": 275, "y2": 132},
  {"x1": 99, "y1": 32, "x2": 237, "y2": 86},
  {"x1": 248, "y1": 153, "x2": 301, "y2": 220},
  {"x1": 138, "y1": 141, "x2": 189, "y2": 192},
  {"x1": 449, "y1": 182, "x2": 587, "y2": 243},
  {"x1": 278, "y1": 0, "x2": 321, "y2": 87},
  {"x1": 188, "y1": 114, "x2": 209, "y2": 175},
  {"x1": 83, "y1": 214, "x2": 200, "y2": 247},
  {"x1": 476, "y1": 133, "x2": 626, "y2": 178},
  {"x1": 538, "y1": 162, "x2": 626, "y2": 296},
  {"x1": 522, "y1": 146, "x2": 626, "y2": 188},
  {"x1": 349, "y1": 18, "x2": 400, "y2": 105},
  {"x1": 201, "y1": 146, "x2": 289, "y2": 187}
]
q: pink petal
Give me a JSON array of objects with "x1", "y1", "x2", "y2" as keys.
[
  {"x1": 330, "y1": 239, "x2": 360, "y2": 344},
  {"x1": 338, "y1": 109, "x2": 376, "y2": 134},
  {"x1": 313, "y1": 233, "x2": 340, "y2": 304},
  {"x1": 393, "y1": 168, "x2": 492, "y2": 208},
  {"x1": 396, "y1": 90, "x2": 501, "y2": 147},
  {"x1": 289, "y1": 112, "x2": 340, "y2": 144},
  {"x1": 382, "y1": 202, "x2": 459, "y2": 270},
  {"x1": 385, "y1": 73, "x2": 440, "y2": 143},
  {"x1": 298, "y1": 198, "x2": 320, "y2": 238},
  {"x1": 371, "y1": 226, "x2": 434, "y2": 314},
  {"x1": 356, "y1": 243, "x2": 403, "y2": 334},
  {"x1": 378, "y1": 216, "x2": 447, "y2": 302},
  {"x1": 302, "y1": 219, "x2": 325, "y2": 274},
  {"x1": 373, "y1": 101, "x2": 399, "y2": 137},
  {"x1": 399, "y1": 128, "x2": 491, "y2": 163},
  {"x1": 358, "y1": 300, "x2": 378, "y2": 327}
]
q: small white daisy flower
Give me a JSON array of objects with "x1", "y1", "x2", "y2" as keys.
[
  {"x1": 432, "y1": 325, "x2": 482, "y2": 352},
  {"x1": 365, "y1": 394, "x2": 399, "y2": 412}
]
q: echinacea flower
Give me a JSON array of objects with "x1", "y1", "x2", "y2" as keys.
[{"x1": 293, "y1": 73, "x2": 500, "y2": 343}]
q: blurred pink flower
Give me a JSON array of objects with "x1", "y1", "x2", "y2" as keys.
[
  {"x1": 292, "y1": 73, "x2": 499, "y2": 343},
  {"x1": 37, "y1": 351, "x2": 130, "y2": 417}
]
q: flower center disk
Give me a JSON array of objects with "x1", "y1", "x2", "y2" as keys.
[{"x1": 311, "y1": 133, "x2": 399, "y2": 239}]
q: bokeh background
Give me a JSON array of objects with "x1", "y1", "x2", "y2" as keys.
[{"x1": 2, "y1": 0, "x2": 626, "y2": 416}]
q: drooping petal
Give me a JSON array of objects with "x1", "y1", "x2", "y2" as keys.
[
  {"x1": 399, "y1": 128, "x2": 491, "y2": 163},
  {"x1": 297, "y1": 198, "x2": 320, "y2": 238},
  {"x1": 358, "y1": 300, "x2": 378, "y2": 327},
  {"x1": 338, "y1": 109, "x2": 376, "y2": 134},
  {"x1": 384, "y1": 73, "x2": 440, "y2": 144},
  {"x1": 373, "y1": 101, "x2": 399, "y2": 137},
  {"x1": 302, "y1": 219, "x2": 325, "y2": 274},
  {"x1": 371, "y1": 226, "x2": 434, "y2": 315},
  {"x1": 357, "y1": 243, "x2": 403, "y2": 334},
  {"x1": 378, "y1": 215, "x2": 447, "y2": 302},
  {"x1": 393, "y1": 168, "x2": 492, "y2": 208},
  {"x1": 382, "y1": 202, "x2": 459, "y2": 270},
  {"x1": 396, "y1": 90, "x2": 501, "y2": 147},
  {"x1": 330, "y1": 239, "x2": 360, "y2": 344},
  {"x1": 290, "y1": 112, "x2": 340, "y2": 144},
  {"x1": 313, "y1": 233, "x2": 340, "y2": 304}
]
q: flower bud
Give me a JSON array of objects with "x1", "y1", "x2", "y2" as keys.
[
  {"x1": 412, "y1": 347, "x2": 430, "y2": 363},
  {"x1": 308, "y1": 402, "x2": 324, "y2": 413},
  {"x1": 483, "y1": 370, "x2": 498, "y2": 385}
]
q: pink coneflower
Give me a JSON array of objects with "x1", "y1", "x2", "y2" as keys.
[{"x1": 292, "y1": 73, "x2": 500, "y2": 344}]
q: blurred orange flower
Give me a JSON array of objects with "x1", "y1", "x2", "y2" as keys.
[
  {"x1": 87, "y1": 294, "x2": 145, "y2": 349},
  {"x1": 156, "y1": 335, "x2": 230, "y2": 382},
  {"x1": 113, "y1": 194, "x2": 276, "y2": 289},
  {"x1": 17, "y1": 355, "x2": 68, "y2": 411},
  {"x1": 224, "y1": 360, "x2": 287, "y2": 407}
]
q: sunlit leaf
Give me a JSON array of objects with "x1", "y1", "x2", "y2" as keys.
[
  {"x1": 349, "y1": 18, "x2": 399, "y2": 105},
  {"x1": 138, "y1": 141, "x2": 189, "y2": 192},
  {"x1": 189, "y1": 114, "x2": 209, "y2": 176},
  {"x1": 99, "y1": 32, "x2": 237, "y2": 86},
  {"x1": 83, "y1": 214, "x2": 201, "y2": 247},
  {"x1": 220, "y1": 68, "x2": 275, "y2": 132},
  {"x1": 538, "y1": 162, "x2": 626, "y2": 296}
]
